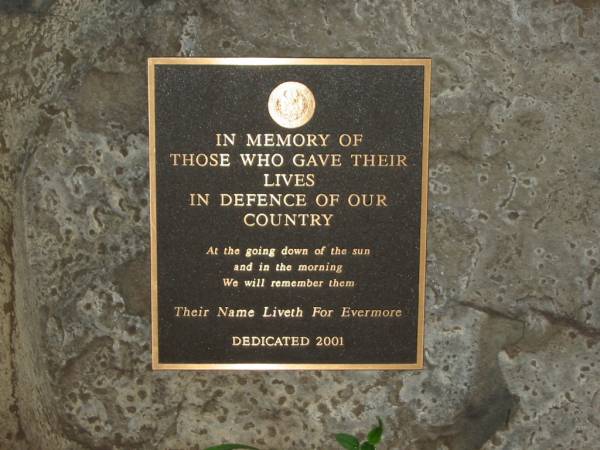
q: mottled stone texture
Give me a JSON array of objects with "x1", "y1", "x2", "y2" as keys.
[{"x1": 0, "y1": 1, "x2": 599, "y2": 449}]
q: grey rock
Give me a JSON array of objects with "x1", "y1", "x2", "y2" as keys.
[{"x1": 0, "y1": 0, "x2": 599, "y2": 449}]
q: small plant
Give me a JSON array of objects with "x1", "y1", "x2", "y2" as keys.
[
  {"x1": 203, "y1": 417, "x2": 384, "y2": 450},
  {"x1": 335, "y1": 417, "x2": 383, "y2": 450}
]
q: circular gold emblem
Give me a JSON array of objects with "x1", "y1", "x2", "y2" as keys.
[{"x1": 268, "y1": 81, "x2": 316, "y2": 129}]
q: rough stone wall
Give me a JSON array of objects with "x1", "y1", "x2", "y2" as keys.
[{"x1": 0, "y1": 1, "x2": 599, "y2": 449}]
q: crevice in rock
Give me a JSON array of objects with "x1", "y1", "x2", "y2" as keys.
[
  {"x1": 530, "y1": 307, "x2": 600, "y2": 340},
  {"x1": 457, "y1": 300, "x2": 524, "y2": 325},
  {"x1": 1, "y1": 198, "x2": 28, "y2": 445}
]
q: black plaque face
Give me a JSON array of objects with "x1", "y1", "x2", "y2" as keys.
[{"x1": 148, "y1": 58, "x2": 430, "y2": 370}]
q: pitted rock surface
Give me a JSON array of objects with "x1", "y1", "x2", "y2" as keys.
[{"x1": 0, "y1": 1, "x2": 599, "y2": 449}]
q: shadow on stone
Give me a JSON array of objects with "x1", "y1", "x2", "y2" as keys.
[
  {"x1": 420, "y1": 312, "x2": 523, "y2": 450},
  {"x1": 0, "y1": 0, "x2": 53, "y2": 13},
  {"x1": 113, "y1": 250, "x2": 150, "y2": 317}
]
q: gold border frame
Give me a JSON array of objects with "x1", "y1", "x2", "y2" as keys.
[{"x1": 148, "y1": 57, "x2": 431, "y2": 371}]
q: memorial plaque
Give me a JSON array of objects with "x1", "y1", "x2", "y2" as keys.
[{"x1": 148, "y1": 58, "x2": 431, "y2": 370}]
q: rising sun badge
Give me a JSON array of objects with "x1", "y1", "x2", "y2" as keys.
[{"x1": 268, "y1": 81, "x2": 316, "y2": 129}]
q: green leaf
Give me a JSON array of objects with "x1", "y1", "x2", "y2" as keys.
[
  {"x1": 335, "y1": 433, "x2": 360, "y2": 450},
  {"x1": 360, "y1": 443, "x2": 375, "y2": 450},
  {"x1": 367, "y1": 417, "x2": 383, "y2": 445},
  {"x1": 203, "y1": 445, "x2": 261, "y2": 450}
]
